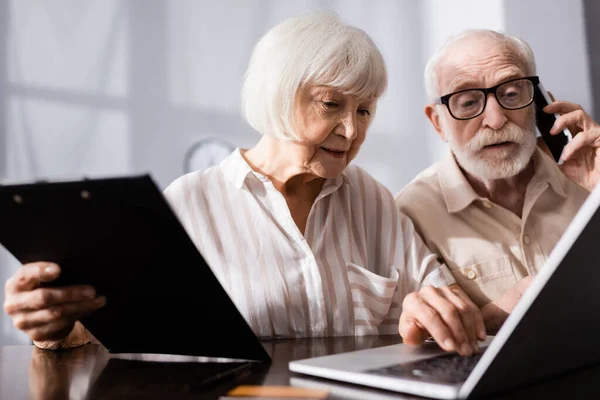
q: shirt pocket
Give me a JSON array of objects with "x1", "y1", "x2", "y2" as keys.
[
  {"x1": 345, "y1": 262, "x2": 399, "y2": 336},
  {"x1": 450, "y1": 256, "x2": 518, "y2": 307}
]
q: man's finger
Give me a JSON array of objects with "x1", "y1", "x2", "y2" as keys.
[
  {"x1": 547, "y1": 90, "x2": 556, "y2": 102},
  {"x1": 4, "y1": 285, "x2": 98, "y2": 314},
  {"x1": 561, "y1": 129, "x2": 600, "y2": 161},
  {"x1": 550, "y1": 110, "x2": 591, "y2": 135},
  {"x1": 4, "y1": 263, "x2": 60, "y2": 293},
  {"x1": 543, "y1": 100, "x2": 583, "y2": 115},
  {"x1": 11, "y1": 297, "x2": 106, "y2": 330}
]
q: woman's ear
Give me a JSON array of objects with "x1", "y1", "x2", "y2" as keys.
[{"x1": 425, "y1": 104, "x2": 448, "y2": 142}]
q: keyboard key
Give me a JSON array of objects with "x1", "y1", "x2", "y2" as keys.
[{"x1": 367, "y1": 352, "x2": 483, "y2": 384}]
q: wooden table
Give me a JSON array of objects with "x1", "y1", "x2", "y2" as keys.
[{"x1": 0, "y1": 335, "x2": 597, "y2": 399}]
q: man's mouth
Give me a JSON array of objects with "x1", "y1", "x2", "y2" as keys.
[
  {"x1": 484, "y1": 141, "x2": 513, "y2": 148},
  {"x1": 321, "y1": 147, "x2": 347, "y2": 158}
]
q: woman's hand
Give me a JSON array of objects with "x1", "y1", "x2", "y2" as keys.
[
  {"x1": 3, "y1": 262, "x2": 106, "y2": 349},
  {"x1": 399, "y1": 284, "x2": 486, "y2": 356}
]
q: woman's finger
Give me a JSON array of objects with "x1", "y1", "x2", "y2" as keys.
[
  {"x1": 4, "y1": 263, "x2": 61, "y2": 294},
  {"x1": 11, "y1": 297, "x2": 106, "y2": 331},
  {"x1": 26, "y1": 320, "x2": 76, "y2": 342},
  {"x1": 4, "y1": 285, "x2": 97, "y2": 313},
  {"x1": 458, "y1": 291, "x2": 486, "y2": 341},
  {"x1": 440, "y1": 286, "x2": 478, "y2": 349},
  {"x1": 420, "y1": 287, "x2": 473, "y2": 356},
  {"x1": 448, "y1": 286, "x2": 486, "y2": 341},
  {"x1": 400, "y1": 290, "x2": 456, "y2": 352},
  {"x1": 398, "y1": 313, "x2": 430, "y2": 344}
]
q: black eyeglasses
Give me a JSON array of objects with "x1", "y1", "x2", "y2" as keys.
[{"x1": 435, "y1": 76, "x2": 539, "y2": 120}]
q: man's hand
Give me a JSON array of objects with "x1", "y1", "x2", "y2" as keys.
[
  {"x1": 481, "y1": 275, "x2": 535, "y2": 334},
  {"x1": 542, "y1": 96, "x2": 600, "y2": 191},
  {"x1": 3, "y1": 262, "x2": 106, "y2": 349},
  {"x1": 399, "y1": 284, "x2": 486, "y2": 356}
]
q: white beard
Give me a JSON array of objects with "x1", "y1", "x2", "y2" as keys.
[{"x1": 445, "y1": 116, "x2": 537, "y2": 181}]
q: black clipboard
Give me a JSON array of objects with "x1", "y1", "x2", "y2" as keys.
[{"x1": 0, "y1": 175, "x2": 270, "y2": 362}]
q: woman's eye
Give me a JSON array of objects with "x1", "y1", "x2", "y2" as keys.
[
  {"x1": 322, "y1": 101, "x2": 338, "y2": 108},
  {"x1": 358, "y1": 109, "x2": 371, "y2": 116}
]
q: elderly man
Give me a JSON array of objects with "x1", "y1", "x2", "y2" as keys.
[{"x1": 396, "y1": 29, "x2": 600, "y2": 352}]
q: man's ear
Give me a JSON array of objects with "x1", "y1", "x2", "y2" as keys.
[{"x1": 425, "y1": 104, "x2": 447, "y2": 142}]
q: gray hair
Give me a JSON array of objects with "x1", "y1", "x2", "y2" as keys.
[
  {"x1": 424, "y1": 29, "x2": 536, "y2": 101},
  {"x1": 241, "y1": 10, "x2": 388, "y2": 139}
]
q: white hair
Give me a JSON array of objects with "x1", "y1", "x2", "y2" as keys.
[
  {"x1": 241, "y1": 10, "x2": 387, "y2": 139},
  {"x1": 424, "y1": 29, "x2": 537, "y2": 101}
]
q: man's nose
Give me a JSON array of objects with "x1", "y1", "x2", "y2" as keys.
[{"x1": 481, "y1": 94, "x2": 508, "y2": 130}]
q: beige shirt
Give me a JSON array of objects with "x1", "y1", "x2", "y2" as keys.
[
  {"x1": 164, "y1": 149, "x2": 455, "y2": 338},
  {"x1": 395, "y1": 148, "x2": 588, "y2": 307}
]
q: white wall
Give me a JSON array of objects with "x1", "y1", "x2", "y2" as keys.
[
  {"x1": 583, "y1": 0, "x2": 600, "y2": 119},
  {"x1": 504, "y1": 0, "x2": 593, "y2": 113},
  {"x1": 0, "y1": 0, "x2": 596, "y2": 345}
]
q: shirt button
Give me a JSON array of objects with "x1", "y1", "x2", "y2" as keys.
[
  {"x1": 482, "y1": 201, "x2": 493, "y2": 209},
  {"x1": 523, "y1": 235, "x2": 531, "y2": 245},
  {"x1": 464, "y1": 268, "x2": 477, "y2": 280}
]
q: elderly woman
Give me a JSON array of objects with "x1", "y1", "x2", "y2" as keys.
[{"x1": 3, "y1": 11, "x2": 484, "y2": 353}]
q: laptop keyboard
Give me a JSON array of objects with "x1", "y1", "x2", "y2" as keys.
[{"x1": 367, "y1": 352, "x2": 484, "y2": 384}]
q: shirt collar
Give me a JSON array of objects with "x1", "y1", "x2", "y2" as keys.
[
  {"x1": 437, "y1": 147, "x2": 568, "y2": 214},
  {"x1": 529, "y1": 147, "x2": 568, "y2": 198},
  {"x1": 221, "y1": 148, "x2": 255, "y2": 189},
  {"x1": 317, "y1": 173, "x2": 348, "y2": 200},
  {"x1": 221, "y1": 148, "x2": 351, "y2": 192},
  {"x1": 437, "y1": 150, "x2": 481, "y2": 213}
]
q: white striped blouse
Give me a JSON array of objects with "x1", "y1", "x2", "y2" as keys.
[{"x1": 164, "y1": 149, "x2": 455, "y2": 338}]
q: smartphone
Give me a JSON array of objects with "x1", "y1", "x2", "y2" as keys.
[{"x1": 533, "y1": 82, "x2": 572, "y2": 163}]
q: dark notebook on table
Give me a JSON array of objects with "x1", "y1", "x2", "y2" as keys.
[{"x1": 0, "y1": 175, "x2": 270, "y2": 364}]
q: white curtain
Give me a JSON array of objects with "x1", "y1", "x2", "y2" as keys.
[{"x1": 0, "y1": 0, "x2": 593, "y2": 344}]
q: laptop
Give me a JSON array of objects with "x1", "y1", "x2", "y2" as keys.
[{"x1": 290, "y1": 180, "x2": 600, "y2": 399}]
